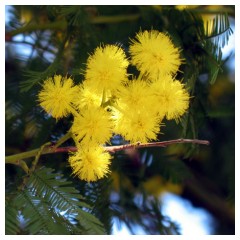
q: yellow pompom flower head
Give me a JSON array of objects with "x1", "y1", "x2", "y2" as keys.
[
  {"x1": 38, "y1": 75, "x2": 79, "y2": 119},
  {"x1": 69, "y1": 145, "x2": 112, "y2": 182},
  {"x1": 73, "y1": 80, "x2": 103, "y2": 110},
  {"x1": 85, "y1": 44, "x2": 129, "y2": 93},
  {"x1": 113, "y1": 107, "x2": 162, "y2": 143},
  {"x1": 71, "y1": 106, "x2": 114, "y2": 146},
  {"x1": 150, "y1": 75, "x2": 190, "y2": 120},
  {"x1": 115, "y1": 79, "x2": 155, "y2": 111},
  {"x1": 129, "y1": 30, "x2": 183, "y2": 78}
]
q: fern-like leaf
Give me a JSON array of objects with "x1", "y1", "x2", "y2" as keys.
[
  {"x1": 6, "y1": 167, "x2": 106, "y2": 234},
  {"x1": 28, "y1": 167, "x2": 106, "y2": 234},
  {"x1": 204, "y1": 13, "x2": 233, "y2": 48},
  {"x1": 5, "y1": 200, "x2": 20, "y2": 235},
  {"x1": 204, "y1": 41, "x2": 223, "y2": 84},
  {"x1": 13, "y1": 190, "x2": 56, "y2": 234},
  {"x1": 203, "y1": 13, "x2": 233, "y2": 84},
  {"x1": 59, "y1": 6, "x2": 89, "y2": 27},
  {"x1": 19, "y1": 34, "x2": 67, "y2": 92}
]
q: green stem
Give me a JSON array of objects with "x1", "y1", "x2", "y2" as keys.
[
  {"x1": 19, "y1": 160, "x2": 30, "y2": 174},
  {"x1": 101, "y1": 99, "x2": 113, "y2": 109},
  {"x1": 8, "y1": 21, "x2": 66, "y2": 37},
  {"x1": 90, "y1": 14, "x2": 140, "y2": 24},
  {"x1": 110, "y1": 102, "x2": 125, "y2": 113},
  {"x1": 29, "y1": 142, "x2": 52, "y2": 173},
  {"x1": 6, "y1": 132, "x2": 72, "y2": 165},
  {"x1": 5, "y1": 147, "x2": 54, "y2": 165},
  {"x1": 7, "y1": 14, "x2": 140, "y2": 37},
  {"x1": 54, "y1": 131, "x2": 72, "y2": 148},
  {"x1": 137, "y1": 72, "x2": 144, "y2": 81},
  {"x1": 101, "y1": 89, "x2": 106, "y2": 107}
]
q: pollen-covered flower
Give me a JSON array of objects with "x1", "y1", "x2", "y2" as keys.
[
  {"x1": 69, "y1": 145, "x2": 112, "y2": 182},
  {"x1": 85, "y1": 45, "x2": 129, "y2": 92},
  {"x1": 129, "y1": 30, "x2": 182, "y2": 78},
  {"x1": 113, "y1": 107, "x2": 161, "y2": 143},
  {"x1": 115, "y1": 79, "x2": 155, "y2": 111},
  {"x1": 73, "y1": 80, "x2": 103, "y2": 110},
  {"x1": 150, "y1": 75, "x2": 190, "y2": 120},
  {"x1": 71, "y1": 106, "x2": 114, "y2": 146},
  {"x1": 38, "y1": 75, "x2": 79, "y2": 119}
]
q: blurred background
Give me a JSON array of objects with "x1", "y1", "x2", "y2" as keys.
[{"x1": 5, "y1": 5, "x2": 235, "y2": 235}]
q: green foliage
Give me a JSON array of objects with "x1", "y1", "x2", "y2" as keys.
[
  {"x1": 19, "y1": 37, "x2": 67, "y2": 92},
  {"x1": 205, "y1": 13, "x2": 233, "y2": 48},
  {"x1": 82, "y1": 179, "x2": 114, "y2": 234},
  {"x1": 163, "y1": 10, "x2": 233, "y2": 154},
  {"x1": 5, "y1": 200, "x2": 20, "y2": 235},
  {"x1": 111, "y1": 182, "x2": 181, "y2": 235},
  {"x1": 59, "y1": 6, "x2": 89, "y2": 27},
  {"x1": 5, "y1": 167, "x2": 106, "y2": 235},
  {"x1": 202, "y1": 13, "x2": 233, "y2": 84}
]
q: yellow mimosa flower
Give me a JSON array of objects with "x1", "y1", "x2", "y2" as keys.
[
  {"x1": 150, "y1": 75, "x2": 190, "y2": 120},
  {"x1": 85, "y1": 45, "x2": 129, "y2": 92},
  {"x1": 74, "y1": 80, "x2": 103, "y2": 110},
  {"x1": 115, "y1": 79, "x2": 155, "y2": 111},
  {"x1": 129, "y1": 30, "x2": 183, "y2": 78},
  {"x1": 113, "y1": 108, "x2": 161, "y2": 143},
  {"x1": 71, "y1": 106, "x2": 114, "y2": 146},
  {"x1": 69, "y1": 145, "x2": 112, "y2": 182},
  {"x1": 38, "y1": 75, "x2": 79, "y2": 119}
]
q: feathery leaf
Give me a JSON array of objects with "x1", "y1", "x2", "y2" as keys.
[
  {"x1": 28, "y1": 167, "x2": 106, "y2": 234},
  {"x1": 5, "y1": 200, "x2": 20, "y2": 235}
]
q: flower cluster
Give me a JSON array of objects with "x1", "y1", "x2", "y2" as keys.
[{"x1": 38, "y1": 30, "x2": 190, "y2": 182}]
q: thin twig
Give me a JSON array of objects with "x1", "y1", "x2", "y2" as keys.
[
  {"x1": 5, "y1": 138, "x2": 210, "y2": 166},
  {"x1": 29, "y1": 142, "x2": 52, "y2": 173},
  {"x1": 60, "y1": 138, "x2": 210, "y2": 153},
  {"x1": 106, "y1": 138, "x2": 210, "y2": 153}
]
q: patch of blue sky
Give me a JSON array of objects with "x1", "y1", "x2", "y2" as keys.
[
  {"x1": 160, "y1": 193, "x2": 214, "y2": 235},
  {"x1": 112, "y1": 192, "x2": 214, "y2": 235}
]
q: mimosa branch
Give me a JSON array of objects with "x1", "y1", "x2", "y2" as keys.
[
  {"x1": 106, "y1": 138, "x2": 210, "y2": 153},
  {"x1": 5, "y1": 139, "x2": 210, "y2": 166}
]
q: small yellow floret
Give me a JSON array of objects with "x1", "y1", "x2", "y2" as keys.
[
  {"x1": 115, "y1": 79, "x2": 155, "y2": 111},
  {"x1": 38, "y1": 75, "x2": 79, "y2": 119},
  {"x1": 69, "y1": 145, "x2": 112, "y2": 182},
  {"x1": 73, "y1": 80, "x2": 103, "y2": 110},
  {"x1": 150, "y1": 75, "x2": 190, "y2": 120},
  {"x1": 85, "y1": 45, "x2": 129, "y2": 92},
  {"x1": 113, "y1": 107, "x2": 161, "y2": 143},
  {"x1": 71, "y1": 106, "x2": 114, "y2": 146},
  {"x1": 129, "y1": 30, "x2": 182, "y2": 78}
]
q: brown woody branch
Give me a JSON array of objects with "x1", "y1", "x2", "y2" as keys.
[{"x1": 5, "y1": 139, "x2": 209, "y2": 166}]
